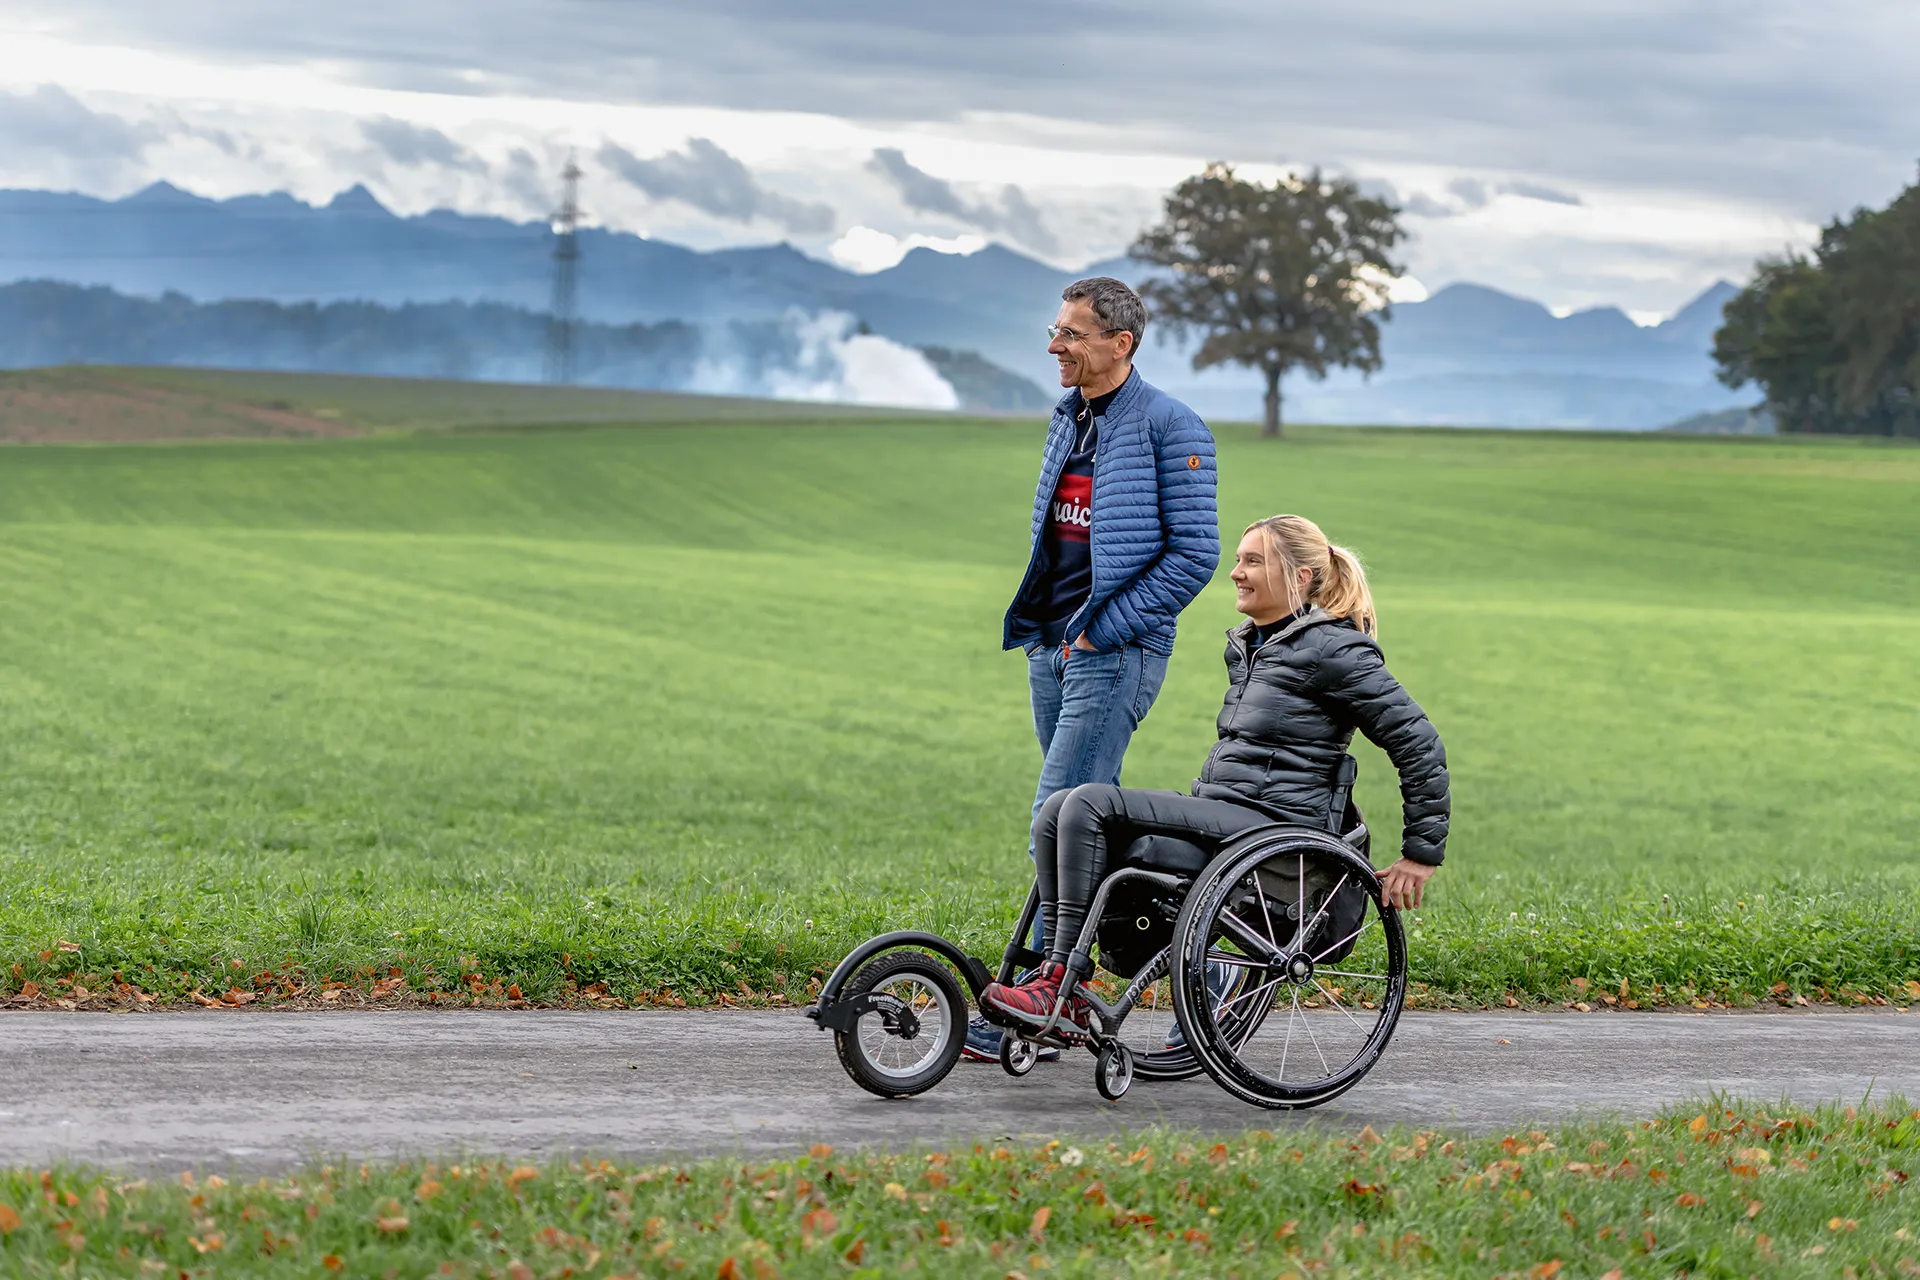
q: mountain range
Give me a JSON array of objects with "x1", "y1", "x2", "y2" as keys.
[{"x1": 0, "y1": 182, "x2": 1750, "y2": 427}]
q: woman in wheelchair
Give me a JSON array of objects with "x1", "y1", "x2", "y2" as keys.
[{"x1": 980, "y1": 514, "x2": 1450, "y2": 1033}]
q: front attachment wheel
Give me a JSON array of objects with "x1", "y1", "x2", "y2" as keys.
[
  {"x1": 1170, "y1": 830, "x2": 1408, "y2": 1110},
  {"x1": 832, "y1": 950, "x2": 966, "y2": 1099}
]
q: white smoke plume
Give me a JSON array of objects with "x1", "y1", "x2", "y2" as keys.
[{"x1": 692, "y1": 310, "x2": 958, "y2": 410}]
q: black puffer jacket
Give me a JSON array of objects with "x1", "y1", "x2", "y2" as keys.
[{"x1": 1191, "y1": 607, "x2": 1450, "y2": 865}]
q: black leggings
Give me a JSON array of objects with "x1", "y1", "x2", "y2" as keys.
[{"x1": 1033, "y1": 784, "x2": 1269, "y2": 967}]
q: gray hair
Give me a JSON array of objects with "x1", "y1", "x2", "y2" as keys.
[{"x1": 1061, "y1": 276, "x2": 1147, "y2": 358}]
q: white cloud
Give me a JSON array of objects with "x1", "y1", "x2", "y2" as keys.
[
  {"x1": 1354, "y1": 265, "x2": 1429, "y2": 309},
  {"x1": 0, "y1": 3, "x2": 1905, "y2": 314},
  {"x1": 829, "y1": 226, "x2": 986, "y2": 273},
  {"x1": 597, "y1": 137, "x2": 834, "y2": 234},
  {"x1": 865, "y1": 147, "x2": 1056, "y2": 254},
  {"x1": 1385, "y1": 274, "x2": 1430, "y2": 305}
]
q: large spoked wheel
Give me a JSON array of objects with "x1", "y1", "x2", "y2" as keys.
[
  {"x1": 832, "y1": 951, "x2": 966, "y2": 1099},
  {"x1": 1170, "y1": 830, "x2": 1407, "y2": 1110}
]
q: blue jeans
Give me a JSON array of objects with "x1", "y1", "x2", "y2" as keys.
[{"x1": 1025, "y1": 643, "x2": 1169, "y2": 952}]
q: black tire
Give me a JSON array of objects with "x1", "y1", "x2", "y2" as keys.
[
  {"x1": 832, "y1": 951, "x2": 966, "y2": 1099},
  {"x1": 999, "y1": 1032, "x2": 1039, "y2": 1076},
  {"x1": 1094, "y1": 1042, "x2": 1134, "y2": 1101},
  {"x1": 1170, "y1": 829, "x2": 1407, "y2": 1110}
]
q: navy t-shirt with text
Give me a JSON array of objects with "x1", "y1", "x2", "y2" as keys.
[{"x1": 1034, "y1": 386, "x2": 1117, "y2": 646}]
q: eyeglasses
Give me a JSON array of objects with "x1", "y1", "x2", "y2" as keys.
[{"x1": 1046, "y1": 324, "x2": 1124, "y2": 343}]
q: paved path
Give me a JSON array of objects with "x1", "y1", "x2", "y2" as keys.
[{"x1": 2, "y1": 1009, "x2": 1913, "y2": 1173}]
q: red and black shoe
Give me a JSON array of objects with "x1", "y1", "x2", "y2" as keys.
[{"x1": 980, "y1": 963, "x2": 1092, "y2": 1032}]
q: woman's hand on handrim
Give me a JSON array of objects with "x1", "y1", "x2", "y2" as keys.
[{"x1": 1379, "y1": 858, "x2": 1436, "y2": 911}]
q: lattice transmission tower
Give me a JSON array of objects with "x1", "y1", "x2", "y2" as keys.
[{"x1": 544, "y1": 157, "x2": 583, "y2": 384}]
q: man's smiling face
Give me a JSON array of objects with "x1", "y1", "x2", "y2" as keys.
[{"x1": 1047, "y1": 298, "x2": 1133, "y2": 390}]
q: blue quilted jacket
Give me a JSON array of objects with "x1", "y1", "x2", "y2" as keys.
[{"x1": 1004, "y1": 368, "x2": 1220, "y2": 658}]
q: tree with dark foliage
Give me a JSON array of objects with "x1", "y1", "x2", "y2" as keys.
[
  {"x1": 1715, "y1": 177, "x2": 1918, "y2": 436},
  {"x1": 1131, "y1": 164, "x2": 1404, "y2": 437}
]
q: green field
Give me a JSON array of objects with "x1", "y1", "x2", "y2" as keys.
[
  {"x1": 1, "y1": 380, "x2": 1917, "y2": 1007},
  {"x1": 1, "y1": 1100, "x2": 1913, "y2": 1277}
]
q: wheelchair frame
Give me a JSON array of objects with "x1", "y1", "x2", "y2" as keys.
[{"x1": 808, "y1": 821, "x2": 1402, "y2": 1107}]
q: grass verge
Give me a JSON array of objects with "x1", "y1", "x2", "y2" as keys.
[
  {"x1": 6, "y1": 870, "x2": 1919, "y2": 1013},
  {"x1": 1, "y1": 1100, "x2": 1913, "y2": 1277}
]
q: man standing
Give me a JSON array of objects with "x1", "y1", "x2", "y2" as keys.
[{"x1": 965, "y1": 276, "x2": 1219, "y2": 1060}]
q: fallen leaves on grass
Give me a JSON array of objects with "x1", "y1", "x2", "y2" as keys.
[{"x1": 1, "y1": 1102, "x2": 1911, "y2": 1276}]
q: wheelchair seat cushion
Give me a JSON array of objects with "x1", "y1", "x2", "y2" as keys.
[{"x1": 1122, "y1": 833, "x2": 1211, "y2": 874}]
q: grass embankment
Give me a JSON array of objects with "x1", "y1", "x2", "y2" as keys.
[
  {"x1": 0, "y1": 365, "x2": 909, "y2": 443},
  {"x1": 1, "y1": 413, "x2": 1917, "y2": 1008},
  {"x1": 0, "y1": 1101, "x2": 1913, "y2": 1277}
]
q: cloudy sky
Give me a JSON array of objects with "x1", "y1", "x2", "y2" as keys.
[{"x1": 1, "y1": 1, "x2": 1915, "y2": 319}]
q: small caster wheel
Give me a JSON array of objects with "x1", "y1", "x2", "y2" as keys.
[
  {"x1": 1000, "y1": 1034, "x2": 1039, "y2": 1077},
  {"x1": 1095, "y1": 1043, "x2": 1135, "y2": 1101}
]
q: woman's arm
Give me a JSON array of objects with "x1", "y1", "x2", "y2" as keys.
[{"x1": 1312, "y1": 634, "x2": 1451, "y2": 871}]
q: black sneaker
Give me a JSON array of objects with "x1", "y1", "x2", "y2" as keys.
[{"x1": 962, "y1": 1015, "x2": 1060, "y2": 1062}]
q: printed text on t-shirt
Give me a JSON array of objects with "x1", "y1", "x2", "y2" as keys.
[{"x1": 1049, "y1": 473, "x2": 1092, "y2": 543}]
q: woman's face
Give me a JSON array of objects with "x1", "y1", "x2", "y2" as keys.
[{"x1": 1230, "y1": 530, "x2": 1311, "y2": 624}]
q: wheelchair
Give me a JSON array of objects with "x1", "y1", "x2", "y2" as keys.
[{"x1": 807, "y1": 781, "x2": 1408, "y2": 1110}]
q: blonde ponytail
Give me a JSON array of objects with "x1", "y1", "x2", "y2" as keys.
[
  {"x1": 1245, "y1": 515, "x2": 1379, "y2": 638},
  {"x1": 1320, "y1": 542, "x2": 1377, "y2": 638}
]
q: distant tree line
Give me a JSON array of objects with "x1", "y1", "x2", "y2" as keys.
[
  {"x1": 0, "y1": 280, "x2": 700, "y2": 386},
  {"x1": 0, "y1": 281, "x2": 1049, "y2": 411},
  {"x1": 1714, "y1": 176, "x2": 1919, "y2": 436}
]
